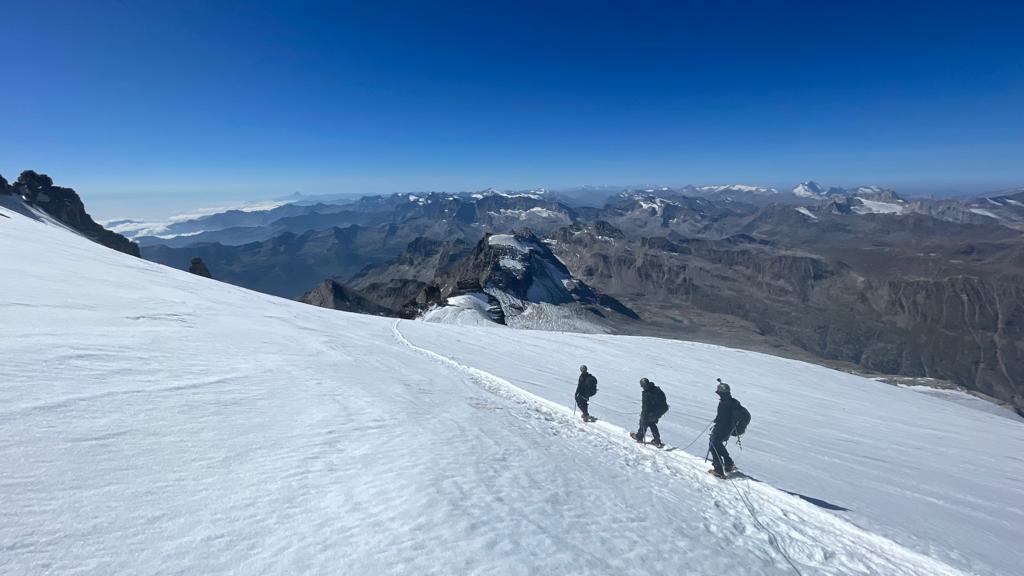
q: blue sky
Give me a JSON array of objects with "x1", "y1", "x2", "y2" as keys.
[{"x1": 2, "y1": 1, "x2": 1022, "y2": 217}]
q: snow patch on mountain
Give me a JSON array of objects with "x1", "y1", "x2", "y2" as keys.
[
  {"x1": 968, "y1": 207, "x2": 1000, "y2": 219},
  {"x1": 498, "y1": 257, "x2": 526, "y2": 271},
  {"x1": 488, "y1": 233, "x2": 531, "y2": 252},
  {"x1": 698, "y1": 184, "x2": 778, "y2": 195},
  {"x1": 853, "y1": 198, "x2": 908, "y2": 215},
  {"x1": 795, "y1": 206, "x2": 818, "y2": 220}
]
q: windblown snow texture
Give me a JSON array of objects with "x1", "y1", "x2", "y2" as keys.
[{"x1": 1, "y1": 199, "x2": 1022, "y2": 575}]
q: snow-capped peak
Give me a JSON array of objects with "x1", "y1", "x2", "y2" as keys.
[
  {"x1": 698, "y1": 184, "x2": 778, "y2": 195},
  {"x1": 793, "y1": 181, "x2": 827, "y2": 198}
]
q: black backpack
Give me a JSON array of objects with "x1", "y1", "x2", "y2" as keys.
[
  {"x1": 732, "y1": 399, "x2": 751, "y2": 436},
  {"x1": 651, "y1": 386, "x2": 669, "y2": 417},
  {"x1": 584, "y1": 375, "x2": 598, "y2": 397}
]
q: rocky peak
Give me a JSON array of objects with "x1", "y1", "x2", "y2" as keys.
[
  {"x1": 429, "y1": 229, "x2": 636, "y2": 326},
  {"x1": 793, "y1": 181, "x2": 825, "y2": 197},
  {"x1": 4, "y1": 170, "x2": 140, "y2": 257}
]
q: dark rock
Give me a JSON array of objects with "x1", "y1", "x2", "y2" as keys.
[
  {"x1": 299, "y1": 279, "x2": 398, "y2": 317},
  {"x1": 10, "y1": 170, "x2": 140, "y2": 257},
  {"x1": 188, "y1": 257, "x2": 212, "y2": 278}
]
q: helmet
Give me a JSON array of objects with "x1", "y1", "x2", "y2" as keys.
[
  {"x1": 716, "y1": 380, "x2": 731, "y2": 395},
  {"x1": 640, "y1": 377, "x2": 651, "y2": 386},
  {"x1": 580, "y1": 365, "x2": 588, "y2": 372}
]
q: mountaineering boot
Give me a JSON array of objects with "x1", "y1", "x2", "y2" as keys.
[
  {"x1": 650, "y1": 440, "x2": 665, "y2": 449},
  {"x1": 726, "y1": 464, "x2": 737, "y2": 473},
  {"x1": 708, "y1": 469, "x2": 727, "y2": 480},
  {"x1": 629, "y1": 431, "x2": 644, "y2": 443}
]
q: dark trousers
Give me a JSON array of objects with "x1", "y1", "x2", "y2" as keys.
[
  {"x1": 709, "y1": 434, "x2": 734, "y2": 473},
  {"x1": 637, "y1": 414, "x2": 660, "y2": 443},
  {"x1": 575, "y1": 394, "x2": 589, "y2": 416}
]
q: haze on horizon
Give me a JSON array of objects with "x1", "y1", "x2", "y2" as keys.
[{"x1": 2, "y1": 1, "x2": 1022, "y2": 219}]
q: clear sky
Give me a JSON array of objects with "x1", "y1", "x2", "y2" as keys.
[{"x1": 2, "y1": 1, "x2": 1023, "y2": 218}]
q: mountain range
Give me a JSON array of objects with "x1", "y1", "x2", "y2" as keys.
[{"x1": 5, "y1": 170, "x2": 1022, "y2": 414}]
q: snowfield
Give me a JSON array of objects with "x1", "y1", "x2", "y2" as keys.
[
  {"x1": 852, "y1": 198, "x2": 907, "y2": 215},
  {"x1": 2, "y1": 201, "x2": 1023, "y2": 575}
]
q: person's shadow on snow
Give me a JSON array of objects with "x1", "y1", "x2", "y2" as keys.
[{"x1": 730, "y1": 471, "x2": 851, "y2": 512}]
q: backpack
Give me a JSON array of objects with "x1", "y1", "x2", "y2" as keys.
[
  {"x1": 583, "y1": 375, "x2": 598, "y2": 397},
  {"x1": 732, "y1": 400, "x2": 751, "y2": 437},
  {"x1": 651, "y1": 386, "x2": 669, "y2": 417}
]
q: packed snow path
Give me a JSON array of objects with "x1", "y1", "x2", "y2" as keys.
[{"x1": 2, "y1": 201, "x2": 1022, "y2": 575}]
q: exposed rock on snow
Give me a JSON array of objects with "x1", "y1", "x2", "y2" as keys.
[
  {"x1": 299, "y1": 278, "x2": 398, "y2": 316},
  {"x1": 187, "y1": 257, "x2": 212, "y2": 278}
]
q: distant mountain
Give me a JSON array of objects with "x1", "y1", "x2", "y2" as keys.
[
  {"x1": 142, "y1": 226, "x2": 406, "y2": 298},
  {"x1": 420, "y1": 230, "x2": 638, "y2": 331}
]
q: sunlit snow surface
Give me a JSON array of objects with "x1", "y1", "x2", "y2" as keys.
[
  {"x1": 852, "y1": 198, "x2": 907, "y2": 215},
  {"x1": 2, "y1": 201, "x2": 1023, "y2": 575}
]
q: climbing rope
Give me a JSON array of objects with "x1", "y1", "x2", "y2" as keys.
[
  {"x1": 710, "y1": 438, "x2": 803, "y2": 576},
  {"x1": 731, "y1": 477, "x2": 804, "y2": 576},
  {"x1": 678, "y1": 420, "x2": 714, "y2": 451}
]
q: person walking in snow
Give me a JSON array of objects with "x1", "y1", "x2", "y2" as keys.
[
  {"x1": 708, "y1": 379, "x2": 743, "y2": 479},
  {"x1": 575, "y1": 365, "x2": 598, "y2": 422},
  {"x1": 630, "y1": 378, "x2": 668, "y2": 448}
]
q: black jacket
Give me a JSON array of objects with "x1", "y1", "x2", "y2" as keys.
[
  {"x1": 641, "y1": 384, "x2": 667, "y2": 420},
  {"x1": 576, "y1": 373, "x2": 597, "y2": 398},
  {"x1": 712, "y1": 394, "x2": 739, "y2": 438}
]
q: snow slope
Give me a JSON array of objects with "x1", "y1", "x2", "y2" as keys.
[{"x1": 2, "y1": 202, "x2": 1022, "y2": 575}]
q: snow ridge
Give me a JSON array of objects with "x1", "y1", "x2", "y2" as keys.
[{"x1": 391, "y1": 321, "x2": 968, "y2": 576}]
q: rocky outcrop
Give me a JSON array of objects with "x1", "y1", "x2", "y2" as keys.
[
  {"x1": 3, "y1": 171, "x2": 140, "y2": 256},
  {"x1": 356, "y1": 278, "x2": 431, "y2": 314},
  {"x1": 187, "y1": 257, "x2": 212, "y2": 278},
  {"x1": 349, "y1": 237, "x2": 472, "y2": 290},
  {"x1": 299, "y1": 279, "x2": 400, "y2": 317},
  {"x1": 431, "y1": 230, "x2": 638, "y2": 326}
]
